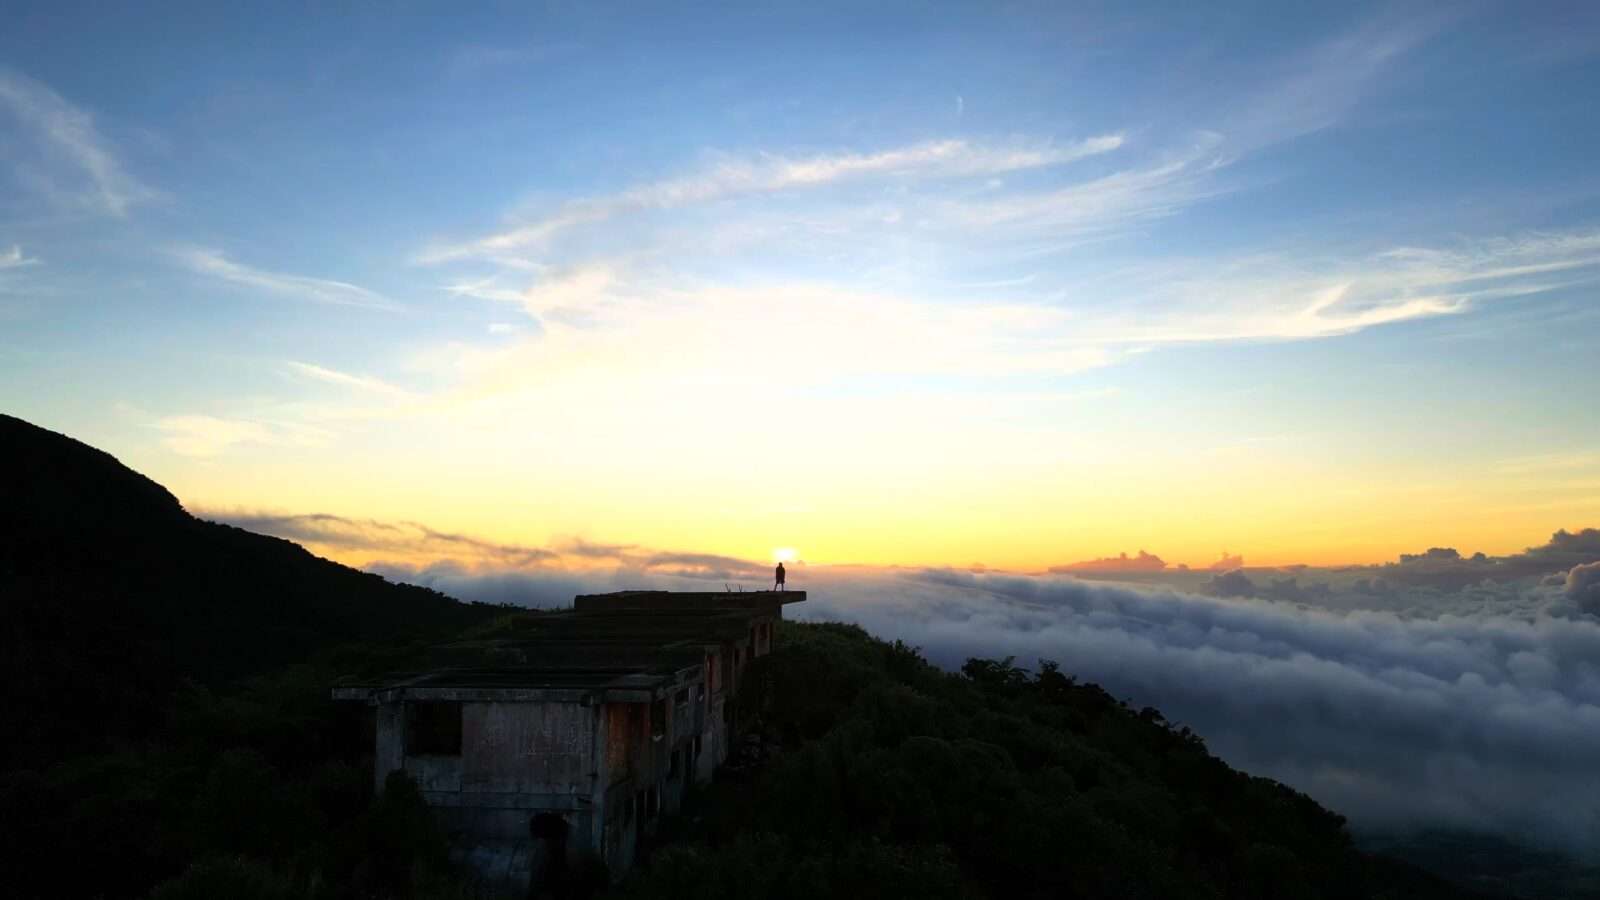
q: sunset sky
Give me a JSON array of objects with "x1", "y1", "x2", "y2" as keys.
[{"x1": 3, "y1": 2, "x2": 1598, "y2": 571}]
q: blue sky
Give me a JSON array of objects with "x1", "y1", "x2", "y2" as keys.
[{"x1": 3, "y1": 1, "x2": 1599, "y2": 567}]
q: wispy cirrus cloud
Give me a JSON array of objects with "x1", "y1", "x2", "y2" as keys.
[
  {"x1": 417, "y1": 134, "x2": 1125, "y2": 264},
  {"x1": 0, "y1": 69, "x2": 157, "y2": 217},
  {"x1": 285, "y1": 361, "x2": 414, "y2": 399},
  {"x1": 935, "y1": 136, "x2": 1223, "y2": 234},
  {"x1": 1210, "y1": 11, "x2": 1454, "y2": 151},
  {"x1": 430, "y1": 274, "x2": 1116, "y2": 389},
  {"x1": 427, "y1": 226, "x2": 1600, "y2": 404},
  {"x1": 408, "y1": 14, "x2": 1480, "y2": 369},
  {"x1": 239, "y1": 13, "x2": 1588, "y2": 466},
  {"x1": 1087, "y1": 229, "x2": 1600, "y2": 345},
  {"x1": 0, "y1": 245, "x2": 39, "y2": 269},
  {"x1": 444, "y1": 274, "x2": 532, "y2": 304},
  {"x1": 153, "y1": 414, "x2": 331, "y2": 458},
  {"x1": 173, "y1": 246, "x2": 400, "y2": 311}
]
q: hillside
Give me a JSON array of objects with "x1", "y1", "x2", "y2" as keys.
[
  {"x1": 0, "y1": 413, "x2": 498, "y2": 767},
  {"x1": 615, "y1": 621, "x2": 1490, "y2": 900}
]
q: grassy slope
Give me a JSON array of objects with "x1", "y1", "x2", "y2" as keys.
[{"x1": 619, "y1": 621, "x2": 1493, "y2": 900}]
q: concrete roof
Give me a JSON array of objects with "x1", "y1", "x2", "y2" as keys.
[
  {"x1": 334, "y1": 590, "x2": 798, "y2": 704},
  {"x1": 332, "y1": 663, "x2": 701, "y2": 704},
  {"x1": 573, "y1": 590, "x2": 805, "y2": 612}
]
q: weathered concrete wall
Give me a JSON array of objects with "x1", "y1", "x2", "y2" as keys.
[
  {"x1": 451, "y1": 839, "x2": 542, "y2": 900},
  {"x1": 363, "y1": 670, "x2": 719, "y2": 880},
  {"x1": 671, "y1": 687, "x2": 701, "y2": 744},
  {"x1": 408, "y1": 753, "x2": 464, "y2": 792},
  {"x1": 601, "y1": 782, "x2": 639, "y2": 876},
  {"x1": 371, "y1": 700, "x2": 604, "y2": 852},
  {"x1": 604, "y1": 702, "x2": 645, "y2": 788},
  {"x1": 462, "y1": 701, "x2": 594, "y2": 794},
  {"x1": 374, "y1": 701, "x2": 406, "y2": 791},
  {"x1": 701, "y1": 695, "x2": 726, "y2": 780}
]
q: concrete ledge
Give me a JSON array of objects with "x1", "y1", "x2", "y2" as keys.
[
  {"x1": 423, "y1": 790, "x2": 594, "y2": 811},
  {"x1": 574, "y1": 590, "x2": 805, "y2": 612}
]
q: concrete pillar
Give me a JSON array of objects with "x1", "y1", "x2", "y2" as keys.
[
  {"x1": 374, "y1": 700, "x2": 406, "y2": 793},
  {"x1": 590, "y1": 703, "x2": 608, "y2": 862}
]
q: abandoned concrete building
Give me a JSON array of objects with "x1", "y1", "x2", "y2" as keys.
[{"x1": 332, "y1": 590, "x2": 805, "y2": 888}]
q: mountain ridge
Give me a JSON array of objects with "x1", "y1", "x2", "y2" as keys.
[{"x1": 0, "y1": 413, "x2": 499, "y2": 767}]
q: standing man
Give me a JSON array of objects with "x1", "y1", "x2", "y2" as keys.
[{"x1": 775, "y1": 561, "x2": 786, "y2": 592}]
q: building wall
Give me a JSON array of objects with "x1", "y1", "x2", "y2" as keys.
[
  {"x1": 604, "y1": 702, "x2": 647, "y2": 788},
  {"x1": 371, "y1": 683, "x2": 714, "y2": 878},
  {"x1": 351, "y1": 597, "x2": 800, "y2": 891},
  {"x1": 462, "y1": 701, "x2": 593, "y2": 794},
  {"x1": 597, "y1": 684, "x2": 710, "y2": 876},
  {"x1": 380, "y1": 700, "x2": 601, "y2": 847}
]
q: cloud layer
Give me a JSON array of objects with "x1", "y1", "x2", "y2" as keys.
[
  {"x1": 786, "y1": 567, "x2": 1600, "y2": 856},
  {"x1": 210, "y1": 508, "x2": 1600, "y2": 856}
]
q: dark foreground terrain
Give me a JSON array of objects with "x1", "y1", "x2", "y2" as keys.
[
  {"x1": 0, "y1": 414, "x2": 1494, "y2": 898},
  {"x1": 608, "y1": 620, "x2": 1488, "y2": 900}
]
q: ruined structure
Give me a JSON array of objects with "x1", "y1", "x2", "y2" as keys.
[{"x1": 333, "y1": 590, "x2": 805, "y2": 890}]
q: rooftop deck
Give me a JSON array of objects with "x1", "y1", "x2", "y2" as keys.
[
  {"x1": 573, "y1": 589, "x2": 805, "y2": 612},
  {"x1": 331, "y1": 663, "x2": 699, "y2": 703},
  {"x1": 334, "y1": 590, "x2": 802, "y2": 704}
]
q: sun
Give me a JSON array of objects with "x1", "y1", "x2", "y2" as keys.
[{"x1": 772, "y1": 547, "x2": 798, "y2": 563}]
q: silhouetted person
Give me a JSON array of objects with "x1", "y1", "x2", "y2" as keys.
[{"x1": 775, "y1": 561, "x2": 786, "y2": 591}]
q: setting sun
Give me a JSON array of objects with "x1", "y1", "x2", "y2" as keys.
[{"x1": 772, "y1": 547, "x2": 798, "y2": 563}]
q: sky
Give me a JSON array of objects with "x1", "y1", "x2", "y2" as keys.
[{"x1": 4, "y1": 1, "x2": 1600, "y2": 571}]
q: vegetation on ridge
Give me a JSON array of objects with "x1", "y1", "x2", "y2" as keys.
[{"x1": 616, "y1": 621, "x2": 1484, "y2": 900}]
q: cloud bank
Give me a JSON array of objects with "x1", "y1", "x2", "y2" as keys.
[
  {"x1": 786, "y1": 567, "x2": 1600, "y2": 857},
  {"x1": 210, "y1": 508, "x2": 1600, "y2": 856},
  {"x1": 1569, "y1": 561, "x2": 1600, "y2": 616}
]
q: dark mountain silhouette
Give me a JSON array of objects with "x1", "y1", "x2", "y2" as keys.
[{"x1": 0, "y1": 413, "x2": 496, "y2": 767}]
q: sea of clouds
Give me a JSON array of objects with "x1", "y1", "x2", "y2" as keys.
[
  {"x1": 213, "y1": 511, "x2": 1600, "y2": 858},
  {"x1": 366, "y1": 559, "x2": 1600, "y2": 857}
]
